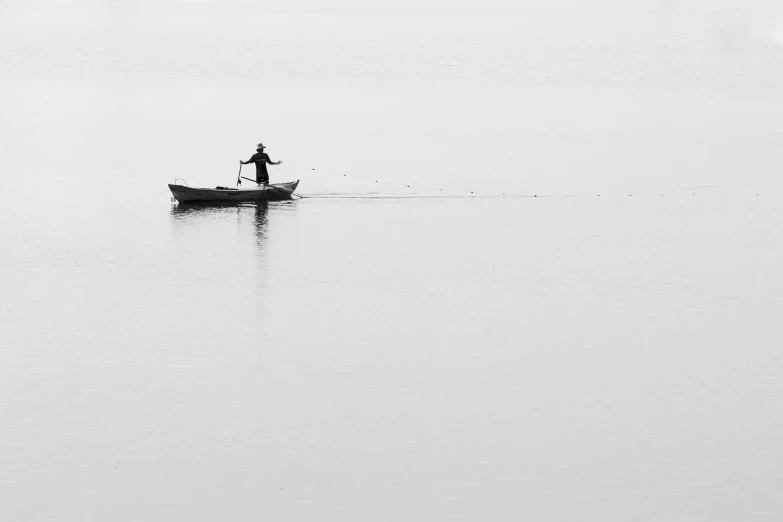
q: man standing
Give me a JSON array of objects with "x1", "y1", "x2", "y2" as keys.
[{"x1": 240, "y1": 143, "x2": 282, "y2": 186}]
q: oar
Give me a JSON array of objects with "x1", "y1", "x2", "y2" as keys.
[
  {"x1": 239, "y1": 176, "x2": 295, "y2": 196},
  {"x1": 236, "y1": 162, "x2": 243, "y2": 187},
  {"x1": 240, "y1": 175, "x2": 285, "y2": 189}
]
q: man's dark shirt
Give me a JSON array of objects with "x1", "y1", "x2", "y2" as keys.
[{"x1": 247, "y1": 152, "x2": 274, "y2": 182}]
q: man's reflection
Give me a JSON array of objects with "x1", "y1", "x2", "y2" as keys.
[{"x1": 253, "y1": 202, "x2": 269, "y2": 245}]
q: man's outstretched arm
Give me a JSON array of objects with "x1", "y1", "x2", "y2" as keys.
[{"x1": 240, "y1": 154, "x2": 259, "y2": 165}]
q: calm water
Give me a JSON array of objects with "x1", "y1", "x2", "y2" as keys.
[{"x1": 2, "y1": 1, "x2": 783, "y2": 520}]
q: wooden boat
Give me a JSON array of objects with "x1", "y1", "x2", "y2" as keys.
[{"x1": 169, "y1": 180, "x2": 300, "y2": 203}]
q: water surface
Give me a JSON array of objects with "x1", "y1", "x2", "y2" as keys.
[{"x1": 2, "y1": 1, "x2": 783, "y2": 520}]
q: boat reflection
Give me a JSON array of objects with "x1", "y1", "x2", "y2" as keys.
[{"x1": 169, "y1": 201, "x2": 271, "y2": 247}]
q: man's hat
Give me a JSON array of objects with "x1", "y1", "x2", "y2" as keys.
[{"x1": 256, "y1": 143, "x2": 265, "y2": 149}]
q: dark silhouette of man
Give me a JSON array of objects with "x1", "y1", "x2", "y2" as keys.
[{"x1": 240, "y1": 143, "x2": 282, "y2": 186}]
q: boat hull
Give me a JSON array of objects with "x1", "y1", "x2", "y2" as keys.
[{"x1": 169, "y1": 180, "x2": 300, "y2": 203}]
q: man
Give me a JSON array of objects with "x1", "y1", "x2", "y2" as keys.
[{"x1": 240, "y1": 143, "x2": 282, "y2": 186}]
